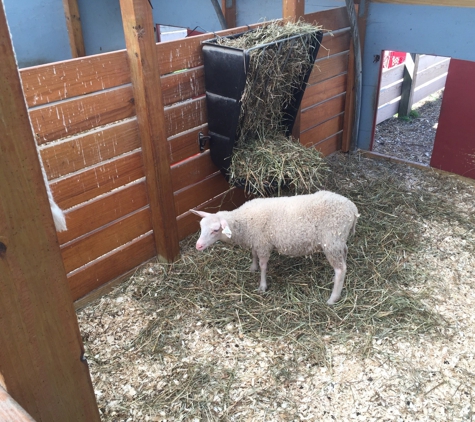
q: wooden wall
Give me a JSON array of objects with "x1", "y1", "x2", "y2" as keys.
[{"x1": 20, "y1": 6, "x2": 352, "y2": 303}]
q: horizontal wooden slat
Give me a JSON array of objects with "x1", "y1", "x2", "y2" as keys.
[
  {"x1": 20, "y1": 50, "x2": 130, "y2": 107},
  {"x1": 171, "y1": 150, "x2": 219, "y2": 193},
  {"x1": 30, "y1": 85, "x2": 136, "y2": 144},
  {"x1": 381, "y1": 63, "x2": 404, "y2": 87},
  {"x1": 301, "y1": 93, "x2": 346, "y2": 132},
  {"x1": 418, "y1": 54, "x2": 450, "y2": 69},
  {"x1": 51, "y1": 150, "x2": 144, "y2": 209},
  {"x1": 312, "y1": 132, "x2": 343, "y2": 156},
  {"x1": 308, "y1": 51, "x2": 349, "y2": 85},
  {"x1": 62, "y1": 207, "x2": 152, "y2": 273},
  {"x1": 161, "y1": 66, "x2": 205, "y2": 107},
  {"x1": 177, "y1": 187, "x2": 248, "y2": 240},
  {"x1": 169, "y1": 124, "x2": 207, "y2": 165},
  {"x1": 57, "y1": 180, "x2": 148, "y2": 245},
  {"x1": 300, "y1": 113, "x2": 344, "y2": 146},
  {"x1": 165, "y1": 96, "x2": 207, "y2": 138},
  {"x1": 413, "y1": 74, "x2": 447, "y2": 104},
  {"x1": 416, "y1": 58, "x2": 450, "y2": 87},
  {"x1": 317, "y1": 29, "x2": 351, "y2": 60},
  {"x1": 376, "y1": 100, "x2": 399, "y2": 124},
  {"x1": 378, "y1": 81, "x2": 403, "y2": 106},
  {"x1": 302, "y1": 73, "x2": 347, "y2": 110},
  {"x1": 68, "y1": 232, "x2": 156, "y2": 301},
  {"x1": 40, "y1": 118, "x2": 140, "y2": 179},
  {"x1": 174, "y1": 172, "x2": 230, "y2": 216},
  {"x1": 303, "y1": 7, "x2": 350, "y2": 31}
]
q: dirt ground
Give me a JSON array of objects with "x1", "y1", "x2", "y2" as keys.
[{"x1": 78, "y1": 92, "x2": 475, "y2": 421}]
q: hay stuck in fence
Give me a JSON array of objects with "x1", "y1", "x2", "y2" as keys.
[{"x1": 229, "y1": 132, "x2": 329, "y2": 196}]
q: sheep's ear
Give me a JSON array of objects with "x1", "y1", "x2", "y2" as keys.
[
  {"x1": 191, "y1": 209, "x2": 212, "y2": 219},
  {"x1": 220, "y1": 218, "x2": 232, "y2": 238}
]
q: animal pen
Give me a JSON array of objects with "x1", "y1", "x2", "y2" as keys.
[{"x1": 0, "y1": 0, "x2": 356, "y2": 419}]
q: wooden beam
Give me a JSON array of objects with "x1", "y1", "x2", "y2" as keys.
[
  {"x1": 0, "y1": 386, "x2": 35, "y2": 422},
  {"x1": 398, "y1": 53, "x2": 419, "y2": 117},
  {"x1": 62, "y1": 0, "x2": 85, "y2": 57},
  {"x1": 221, "y1": 0, "x2": 237, "y2": 28},
  {"x1": 0, "y1": 2, "x2": 100, "y2": 420},
  {"x1": 119, "y1": 0, "x2": 180, "y2": 263},
  {"x1": 342, "y1": 42, "x2": 356, "y2": 151},
  {"x1": 282, "y1": 0, "x2": 305, "y2": 22}
]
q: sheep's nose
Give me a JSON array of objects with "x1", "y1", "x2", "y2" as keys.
[{"x1": 196, "y1": 242, "x2": 204, "y2": 251}]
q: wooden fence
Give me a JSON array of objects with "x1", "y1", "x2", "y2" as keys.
[
  {"x1": 376, "y1": 54, "x2": 450, "y2": 124},
  {"x1": 20, "y1": 6, "x2": 353, "y2": 303}
]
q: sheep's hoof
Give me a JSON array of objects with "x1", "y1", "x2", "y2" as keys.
[
  {"x1": 326, "y1": 297, "x2": 339, "y2": 305},
  {"x1": 250, "y1": 264, "x2": 258, "y2": 272},
  {"x1": 257, "y1": 286, "x2": 267, "y2": 294}
]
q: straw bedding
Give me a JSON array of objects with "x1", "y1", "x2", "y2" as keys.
[{"x1": 78, "y1": 140, "x2": 475, "y2": 420}]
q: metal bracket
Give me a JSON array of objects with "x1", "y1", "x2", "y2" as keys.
[{"x1": 198, "y1": 132, "x2": 210, "y2": 153}]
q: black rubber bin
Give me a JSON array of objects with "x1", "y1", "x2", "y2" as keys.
[{"x1": 201, "y1": 28, "x2": 323, "y2": 176}]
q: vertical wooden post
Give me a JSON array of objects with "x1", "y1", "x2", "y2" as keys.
[
  {"x1": 0, "y1": 385, "x2": 36, "y2": 422},
  {"x1": 221, "y1": 0, "x2": 237, "y2": 28},
  {"x1": 0, "y1": 2, "x2": 100, "y2": 421},
  {"x1": 283, "y1": 0, "x2": 305, "y2": 139},
  {"x1": 398, "y1": 53, "x2": 419, "y2": 117},
  {"x1": 282, "y1": 0, "x2": 304, "y2": 22},
  {"x1": 342, "y1": 42, "x2": 356, "y2": 152},
  {"x1": 119, "y1": 0, "x2": 180, "y2": 263},
  {"x1": 62, "y1": 0, "x2": 85, "y2": 57}
]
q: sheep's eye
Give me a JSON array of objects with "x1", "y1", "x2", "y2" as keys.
[{"x1": 212, "y1": 229, "x2": 220, "y2": 233}]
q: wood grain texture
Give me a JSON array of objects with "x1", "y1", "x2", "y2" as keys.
[
  {"x1": 30, "y1": 85, "x2": 136, "y2": 144},
  {"x1": 300, "y1": 93, "x2": 346, "y2": 132},
  {"x1": 0, "y1": 386, "x2": 35, "y2": 422},
  {"x1": 165, "y1": 96, "x2": 207, "y2": 138},
  {"x1": 62, "y1": 207, "x2": 152, "y2": 273},
  {"x1": 302, "y1": 6, "x2": 350, "y2": 30},
  {"x1": 68, "y1": 232, "x2": 156, "y2": 301},
  {"x1": 40, "y1": 118, "x2": 140, "y2": 180},
  {"x1": 168, "y1": 125, "x2": 208, "y2": 165},
  {"x1": 171, "y1": 150, "x2": 219, "y2": 193},
  {"x1": 317, "y1": 29, "x2": 351, "y2": 59},
  {"x1": 300, "y1": 114, "x2": 344, "y2": 147},
  {"x1": 308, "y1": 51, "x2": 349, "y2": 85},
  {"x1": 301, "y1": 73, "x2": 347, "y2": 110},
  {"x1": 161, "y1": 66, "x2": 205, "y2": 107},
  {"x1": 283, "y1": 0, "x2": 305, "y2": 22},
  {"x1": 120, "y1": 0, "x2": 180, "y2": 262},
  {"x1": 20, "y1": 51, "x2": 129, "y2": 107},
  {"x1": 62, "y1": 0, "x2": 85, "y2": 57},
  {"x1": 0, "y1": 5, "x2": 100, "y2": 420},
  {"x1": 312, "y1": 132, "x2": 343, "y2": 156},
  {"x1": 51, "y1": 151, "x2": 145, "y2": 209}
]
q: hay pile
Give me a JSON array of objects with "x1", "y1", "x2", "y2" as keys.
[
  {"x1": 215, "y1": 21, "x2": 326, "y2": 196},
  {"x1": 78, "y1": 152, "x2": 475, "y2": 421}
]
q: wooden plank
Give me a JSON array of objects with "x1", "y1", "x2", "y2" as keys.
[
  {"x1": 165, "y1": 96, "x2": 207, "y2": 138},
  {"x1": 376, "y1": 100, "x2": 399, "y2": 124},
  {"x1": 302, "y1": 7, "x2": 350, "y2": 30},
  {"x1": 68, "y1": 232, "x2": 156, "y2": 301},
  {"x1": 412, "y1": 73, "x2": 447, "y2": 104},
  {"x1": 62, "y1": 207, "x2": 152, "y2": 273},
  {"x1": 300, "y1": 93, "x2": 346, "y2": 132},
  {"x1": 0, "y1": 386, "x2": 35, "y2": 422},
  {"x1": 62, "y1": 0, "x2": 85, "y2": 58},
  {"x1": 40, "y1": 118, "x2": 140, "y2": 180},
  {"x1": 312, "y1": 132, "x2": 343, "y2": 156},
  {"x1": 415, "y1": 58, "x2": 450, "y2": 87},
  {"x1": 174, "y1": 172, "x2": 230, "y2": 216},
  {"x1": 30, "y1": 85, "x2": 136, "y2": 144},
  {"x1": 283, "y1": 0, "x2": 305, "y2": 22},
  {"x1": 317, "y1": 29, "x2": 351, "y2": 59},
  {"x1": 221, "y1": 0, "x2": 236, "y2": 28},
  {"x1": 161, "y1": 66, "x2": 206, "y2": 107},
  {"x1": 51, "y1": 151, "x2": 145, "y2": 209},
  {"x1": 300, "y1": 114, "x2": 344, "y2": 146},
  {"x1": 372, "y1": 0, "x2": 475, "y2": 8},
  {"x1": 418, "y1": 54, "x2": 450, "y2": 69},
  {"x1": 378, "y1": 80, "x2": 403, "y2": 106},
  {"x1": 57, "y1": 180, "x2": 148, "y2": 245},
  {"x1": 20, "y1": 51, "x2": 129, "y2": 107},
  {"x1": 308, "y1": 51, "x2": 349, "y2": 85},
  {"x1": 169, "y1": 124, "x2": 207, "y2": 165},
  {"x1": 120, "y1": 0, "x2": 180, "y2": 263},
  {"x1": 342, "y1": 41, "x2": 356, "y2": 152},
  {"x1": 380, "y1": 63, "x2": 405, "y2": 87},
  {"x1": 171, "y1": 150, "x2": 219, "y2": 193},
  {"x1": 177, "y1": 187, "x2": 248, "y2": 240},
  {"x1": 0, "y1": 4, "x2": 100, "y2": 420},
  {"x1": 301, "y1": 73, "x2": 347, "y2": 110},
  {"x1": 398, "y1": 54, "x2": 419, "y2": 116}
]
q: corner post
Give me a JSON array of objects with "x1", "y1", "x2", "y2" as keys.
[{"x1": 119, "y1": 0, "x2": 180, "y2": 262}]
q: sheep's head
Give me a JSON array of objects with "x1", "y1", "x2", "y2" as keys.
[{"x1": 191, "y1": 210, "x2": 232, "y2": 251}]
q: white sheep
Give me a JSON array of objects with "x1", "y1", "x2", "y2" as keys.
[{"x1": 192, "y1": 191, "x2": 359, "y2": 304}]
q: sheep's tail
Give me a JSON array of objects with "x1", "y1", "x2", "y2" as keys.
[{"x1": 351, "y1": 212, "x2": 360, "y2": 236}]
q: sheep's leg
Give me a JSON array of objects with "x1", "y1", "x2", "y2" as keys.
[
  {"x1": 257, "y1": 254, "x2": 269, "y2": 293},
  {"x1": 250, "y1": 249, "x2": 259, "y2": 272},
  {"x1": 324, "y1": 245, "x2": 348, "y2": 305}
]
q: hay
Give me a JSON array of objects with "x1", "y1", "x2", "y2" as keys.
[
  {"x1": 78, "y1": 101, "x2": 475, "y2": 420},
  {"x1": 228, "y1": 133, "x2": 328, "y2": 196}
]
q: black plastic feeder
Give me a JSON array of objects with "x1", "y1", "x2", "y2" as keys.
[{"x1": 201, "y1": 28, "x2": 323, "y2": 176}]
